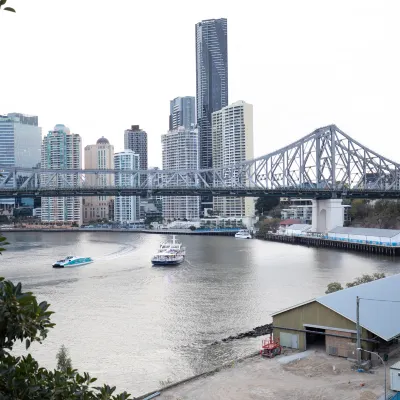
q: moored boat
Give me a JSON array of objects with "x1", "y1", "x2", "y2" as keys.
[
  {"x1": 52, "y1": 256, "x2": 93, "y2": 268},
  {"x1": 235, "y1": 229, "x2": 252, "y2": 239}
]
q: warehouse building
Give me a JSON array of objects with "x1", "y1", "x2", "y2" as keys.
[
  {"x1": 272, "y1": 274, "x2": 400, "y2": 358},
  {"x1": 327, "y1": 227, "x2": 400, "y2": 246}
]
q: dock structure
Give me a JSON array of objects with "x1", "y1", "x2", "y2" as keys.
[{"x1": 258, "y1": 233, "x2": 399, "y2": 256}]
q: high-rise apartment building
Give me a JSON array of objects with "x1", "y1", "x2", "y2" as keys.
[
  {"x1": 114, "y1": 150, "x2": 140, "y2": 223},
  {"x1": 161, "y1": 127, "x2": 200, "y2": 221},
  {"x1": 124, "y1": 125, "x2": 148, "y2": 171},
  {"x1": 169, "y1": 96, "x2": 195, "y2": 130},
  {"x1": 212, "y1": 101, "x2": 254, "y2": 217},
  {"x1": 195, "y1": 18, "x2": 228, "y2": 213},
  {"x1": 41, "y1": 124, "x2": 82, "y2": 224},
  {"x1": 83, "y1": 137, "x2": 114, "y2": 223},
  {"x1": 0, "y1": 113, "x2": 42, "y2": 206}
]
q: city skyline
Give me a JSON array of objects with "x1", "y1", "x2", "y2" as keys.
[{"x1": 1, "y1": 1, "x2": 397, "y2": 170}]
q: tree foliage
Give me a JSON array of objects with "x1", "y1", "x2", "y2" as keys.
[
  {"x1": 257, "y1": 218, "x2": 281, "y2": 234},
  {"x1": 255, "y1": 197, "x2": 280, "y2": 215},
  {"x1": 325, "y1": 282, "x2": 343, "y2": 294},
  {"x1": 345, "y1": 273, "x2": 386, "y2": 288},
  {"x1": 325, "y1": 273, "x2": 386, "y2": 294},
  {"x1": 350, "y1": 199, "x2": 400, "y2": 228},
  {"x1": 0, "y1": 236, "x2": 132, "y2": 399},
  {"x1": 0, "y1": 0, "x2": 15, "y2": 13},
  {"x1": 57, "y1": 344, "x2": 73, "y2": 373},
  {"x1": 0, "y1": 233, "x2": 9, "y2": 254}
]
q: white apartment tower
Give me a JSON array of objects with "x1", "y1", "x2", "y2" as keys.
[
  {"x1": 41, "y1": 124, "x2": 82, "y2": 224},
  {"x1": 114, "y1": 150, "x2": 140, "y2": 223},
  {"x1": 83, "y1": 137, "x2": 115, "y2": 222},
  {"x1": 161, "y1": 127, "x2": 199, "y2": 221},
  {"x1": 212, "y1": 101, "x2": 255, "y2": 217}
]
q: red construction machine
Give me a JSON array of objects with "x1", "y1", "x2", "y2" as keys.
[{"x1": 260, "y1": 335, "x2": 282, "y2": 358}]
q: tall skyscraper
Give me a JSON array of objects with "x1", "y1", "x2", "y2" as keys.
[
  {"x1": 195, "y1": 18, "x2": 228, "y2": 213},
  {"x1": 124, "y1": 125, "x2": 148, "y2": 171},
  {"x1": 169, "y1": 96, "x2": 195, "y2": 130},
  {"x1": 41, "y1": 124, "x2": 82, "y2": 224},
  {"x1": 114, "y1": 150, "x2": 140, "y2": 223},
  {"x1": 0, "y1": 113, "x2": 42, "y2": 206},
  {"x1": 161, "y1": 127, "x2": 200, "y2": 221},
  {"x1": 212, "y1": 101, "x2": 254, "y2": 217},
  {"x1": 83, "y1": 137, "x2": 114, "y2": 223}
]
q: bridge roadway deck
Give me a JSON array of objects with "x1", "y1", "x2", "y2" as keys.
[{"x1": 1, "y1": 187, "x2": 400, "y2": 199}]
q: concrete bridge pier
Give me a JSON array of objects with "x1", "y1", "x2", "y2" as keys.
[{"x1": 311, "y1": 199, "x2": 344, "y2": 233}]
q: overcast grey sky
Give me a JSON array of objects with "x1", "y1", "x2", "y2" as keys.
[{"x1": 1, "y1": 0, "x2": 399, "y2": 168}]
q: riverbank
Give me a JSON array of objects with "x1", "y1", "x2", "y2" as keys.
[{"x1": 0, "y1": 227, "x2": 240, "y2": 236}]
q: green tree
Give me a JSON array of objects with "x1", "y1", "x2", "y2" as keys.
[
  {"x1": 325, "y1": 282, "x2": 343, "y2": 294},
  {"x1": 325, "y1": 273, "x2": 386, "y2": 294},
  {"x1": 257, "y1": 218, "x2": 281, "y2": 234},
  {"x1": 56, "y1": 344, "x2": 73, "y2": 373},
  {"x1": 189, "y1": 225, "x2": 196, "y2": 231},
  {"x1": 0, "y1": 233, "x2": 9, "y2": 254},
  {"x1": 255, "y1": 197, "x2": 280, "y2": 215},
  {"x1": 0, "y1": 0, "x2": 15, "y2": 12},
  {"x1": 346, "y1": 273, "x2": 385, "y2": 288}
]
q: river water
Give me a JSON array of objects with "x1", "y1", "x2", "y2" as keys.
[{"x1": 1, "y1": 231, "x2": 400, "y2": 395}]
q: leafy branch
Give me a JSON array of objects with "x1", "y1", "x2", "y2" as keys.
[{"x1": 0, "y1": 0, "x2": 15, "y2": 13}]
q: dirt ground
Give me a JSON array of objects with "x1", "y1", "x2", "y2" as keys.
[{"x1": 158, "y1": 349, "x2": 391, "y2": 400}]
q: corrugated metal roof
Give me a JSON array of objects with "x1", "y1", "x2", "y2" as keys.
[
  {"x1": 390, "y1": 361, "x2": 400, "y2": 370},
  {"x1": 280, "y1": 219, "x2": 301, "y2": 225},
  {"x1": 329, "y1": 227, "x2": 400, "y2": 238},
  {"x1": 317, "y1": 274, "x2": 400, "y2": 341},
  {"x1": 288, "y1": 224, "x2": 312, "y2": 231}
]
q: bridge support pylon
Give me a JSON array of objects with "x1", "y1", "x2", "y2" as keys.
[{"x1": 311, "y1": 199, "x2": 344, "y2": 233}]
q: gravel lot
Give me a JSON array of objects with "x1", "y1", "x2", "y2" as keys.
[{"x1": 158, "y1": 349, "x2": 391, "y2": 400}]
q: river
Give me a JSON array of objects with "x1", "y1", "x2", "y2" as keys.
[{"x1": 1, "y1": 231, "x2": 399, "y2": 395}]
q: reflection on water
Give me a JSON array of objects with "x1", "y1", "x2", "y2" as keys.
[{"x1": 2, "y1": 231, "x2": 400, "y2": 395}]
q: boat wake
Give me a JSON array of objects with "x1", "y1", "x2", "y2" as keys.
[{"x1": 95, "y1": 244, "x2": 136, "y2": 261}]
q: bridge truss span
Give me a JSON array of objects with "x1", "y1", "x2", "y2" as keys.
[{"x1": 1, "y1": 125, "x2": 399, "y2": 198}]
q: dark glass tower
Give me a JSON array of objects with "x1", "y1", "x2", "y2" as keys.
[
  {"x1": 196, "y1": 18, "x2": 228, "y2": 214},
  {"x1": 124, "y1": 125, "x2": 148, "y2": 171}
]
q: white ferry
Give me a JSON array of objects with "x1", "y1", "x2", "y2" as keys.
[
  {"x1": 152, "y1": 236, "x2": 185, "y2": 266},
  {"x1": 235, "y1": 229, "x2": 252, "y2": 239},
  {"x1": 52, "y1": 256, "x2": 93, "y2": 268},
  {"x1": 158, "y1": 235, "x2": 186, "y2": 256}
]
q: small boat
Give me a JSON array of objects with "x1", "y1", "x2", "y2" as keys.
[
  {"x1": 52, "y1": 256, "x2": 93, "y2": 268},
  {"x1": 152, "y1": 236, "x2": 185, "y2": 266},
  {"x1": 235, "y1": 229, "x2": 252, "y2": 239}
]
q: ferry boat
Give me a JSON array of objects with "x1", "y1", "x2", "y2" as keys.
[
  {"x1": 235, "y1": 229, "x2": 252, "y2": 239},
  {"x1": 52, "y1": 256, "x2": 93, "y2": 268},
  {"x1": 152, "y1": 236, "x2": 185, "y2": 266},
  {"x1": 158, "y1": 235, "x2": 186, "y2": 256}
]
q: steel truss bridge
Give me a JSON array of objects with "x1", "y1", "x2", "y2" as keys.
[{"x1": 1, "y1": 124, "x2": 400, "y2": 199}]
